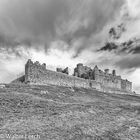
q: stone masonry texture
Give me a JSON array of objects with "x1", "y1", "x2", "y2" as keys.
[{"x1": 12, "y1": 59, "x2": 132, "y2": 94}]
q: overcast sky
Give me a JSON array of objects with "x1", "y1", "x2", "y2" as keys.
[{"x1": 0, "y1": 0, "x2": 140, "y2": 93}]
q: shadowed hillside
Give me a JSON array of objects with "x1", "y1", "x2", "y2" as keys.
[{"x1": 0, "y1": 85, "x2": 140, "y2": 140}]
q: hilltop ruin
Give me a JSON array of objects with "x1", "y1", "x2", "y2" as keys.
[{"x1": 12, "y1": 59, "x2": 132, "y2": 94}]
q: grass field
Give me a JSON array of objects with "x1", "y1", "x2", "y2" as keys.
[{"x1": 0, "y1": 85, "x2": 140, "y2": 140}]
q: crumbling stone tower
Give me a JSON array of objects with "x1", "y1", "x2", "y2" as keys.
[{"x1": 25, "y1": 59, "x2": 33, "y2": 83}]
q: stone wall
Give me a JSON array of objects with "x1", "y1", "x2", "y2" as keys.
[
  {"x1": 93, "y1": 66, "x2": 122, "y2": 90},
  {"x1": 92, "y1": 65, "x2": 131, "y2": 92},
  {"x1": 73, "y1": 63, "x2": 132, "y2": 92},
  {"x1": 21, "y1": 59, "x2": 132, "y2": 94},
  {"x1": 24, "y1": 59, "x2": 102, "y2": 90},
  {"x1": 121, "y1": 79, "x2": 132, "y2": 91}
]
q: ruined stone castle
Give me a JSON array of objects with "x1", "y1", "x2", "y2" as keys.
[{"x1": 12, "y1": 59, "x2": 132, "y2": 94}]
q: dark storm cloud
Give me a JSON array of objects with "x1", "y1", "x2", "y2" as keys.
[
  {"x1": 0, "y1": 0, "x2": 124, "y2": 54},
  {"x1": 0, "y1": 0, "x2": 70, "y2": 50},
  {"x1": 129, "y1": 46, "x2": 140, "y2": 54},
  {"x1": 0, "y1": 32, "x2": 31, "y2": 58},
  {"x1": 65, "y1": 0, "x2": 124, "y2": 57},
  {"x1": 60, "y1": 0, "x2": 124, "y2": 56},
  {"x1": 0, "y1": 33, "x2": 18, "y2": 47},
  {"x1": 73, "y1": 0, "x2": 124, "y2": 38},
  {"x1": 98, "y1": 38, "x2": 140, "y2": 56},
  {"x1": 98, "y1": 42, "x2": 118, "y2": 52},
  {"x1": 109, "y1": 23, "x2": 126, "y2": 40},
  {"x1": 0, "y1": 32, "x2": 33, "y2": 58},
  {"x1": 115, "y1": 55, "x2": 140, "y2": 70}
]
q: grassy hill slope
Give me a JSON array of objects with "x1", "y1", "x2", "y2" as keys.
[{"x1": 0, "y1": 85, "x2": 140, "y2": 140}]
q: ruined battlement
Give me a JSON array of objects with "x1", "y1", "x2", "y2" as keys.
[
  {"x1": 73, "y1": 63, "x2": 132, "y2": 92},
  {"x1": 12, "y1": 59, "x2": 132, "y2": 94}
]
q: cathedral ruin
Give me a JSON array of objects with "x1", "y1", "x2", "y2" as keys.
[{"x1": 12, "y1": 59, "x2": 132, "y2": 94}]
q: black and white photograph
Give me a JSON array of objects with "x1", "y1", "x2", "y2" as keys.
[{"x1": 0, "y1": 0, "x2": 140, "y2": 139}]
